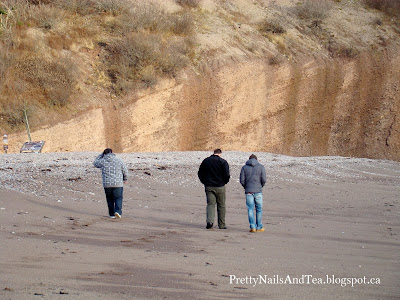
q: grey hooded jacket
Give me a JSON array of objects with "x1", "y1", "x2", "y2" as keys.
[
  {"x1": 239, "y1": 158, "x2": 266, "y2": 193},
  {"x1": 93, "y1": 153, "x2": 128, "y2": 188}
]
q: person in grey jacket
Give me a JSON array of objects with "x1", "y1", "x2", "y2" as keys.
[
  {"x1": 239, "y1": 154, "x2": 267, "y2": 232},
  {"x1": 93, "y1": 148, "x2": 128, "y2": 219}
]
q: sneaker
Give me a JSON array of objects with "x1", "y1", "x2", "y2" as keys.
[
  {"x1": 109, "y1": 216, "x2": 116, "y2": 219},
  {"x1": 249, "y1": 228, "x2": 256, "y2": 233},
  {"x1": 206, "y1": 223, "x2": 213, "y2": 229},
  {"x1": 114, "y1": 212, "x2": 121, "y2": 219},
  {"x1": 219, "y1": 226, "x2": 227, "y2": 229},
  {"x1": 256, "y1": 228, "x2": 265, "y2": 232}
]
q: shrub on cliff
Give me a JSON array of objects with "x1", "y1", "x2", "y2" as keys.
[
  {"x1": 104, "y1": 32, "x2": 190, "y2": 93},
  {"x1": 364, "y1": 0, "x2": 400, "y2": 18},
  {"x1": 176, "y1": 0, "x2": 201, "y2": 8},
  {"x1": 0, "y1": 0, "x2": 197, "y2": 130},
  {"x1": 97, "y1": 1, "x2": 195, "y2": 94},
  {"x1": 258, "y1": 18, "x2": 286, "y2": 35},
  {"x1": 292, "y1": 0, "x2": 333, "y2": 20}
]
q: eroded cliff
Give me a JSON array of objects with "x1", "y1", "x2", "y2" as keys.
[
  {"x1": 7, "y1": 46, "x2": 399, "y2": 161},
  {"x1": 3, "y1": 0, "x2": 400, "y2": 160}
]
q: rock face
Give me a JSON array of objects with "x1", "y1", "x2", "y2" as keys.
[{"x1": 7, "y1": 47, "x2": 400, "y2": 161}]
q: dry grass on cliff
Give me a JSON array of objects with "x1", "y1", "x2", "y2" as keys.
[
  {"x1": 98, "y1": 1, "x2": 196, "y2": 93},
  {"x1": 291, "y1": 0, "x2": 333, "y2": 20},
  {"x1": 257, "y1": 0, "x2": 398, "y2": 60},
  {"x1": 1, "y1": 0, "x2": 399, "y2": 134},
  {"x1": 364, "y1": 0, "x2": 400, "y2": 18},
  {"x1": 0, "y1": 0, "x2": 197, "y2": 130}
]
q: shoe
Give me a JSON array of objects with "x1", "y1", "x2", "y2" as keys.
[
  {"x1": 249, "y1": 228, "x2": 256, "y2": 233},
  {"x1": 206, "y1": 223, "x2": 213, "y2": 229},
  {"x1": 114, "y1": 212, "x2": 121, "y2": 219},
  {"x1": 109, "y1": 216, "x2": 116, "y2": 219},
  {"x1": 219, "y1": 226, "x2": 227, "y2": 229},
  {"x1": 256, "y1": 228, "x2": 265, "y2": 232}
]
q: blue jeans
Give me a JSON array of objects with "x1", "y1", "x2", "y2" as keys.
[
  {"x1": 246, "y1": 193, "x2": 263, "y2": 230},
  {"x1": 104, "y1": 187, "x2": 123, "y2": 216}
]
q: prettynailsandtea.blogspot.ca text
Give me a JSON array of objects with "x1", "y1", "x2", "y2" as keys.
[{"x1": 229, "y1": 275, "x2": 381, "y2": 288}]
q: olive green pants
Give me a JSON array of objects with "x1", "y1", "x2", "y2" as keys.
[{"x1": 205, "y1": 186, "x2": 226, "y2": 228}]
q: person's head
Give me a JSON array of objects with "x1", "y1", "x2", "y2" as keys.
[
  {"x1": 103, "y1": 148, "x2": 113, "y2": 155},
  {"x1": 213, "y1": 149, "x2": 222, "y2": 156},
  {"x1": 249, "y1": 154, "x2": 257, "y2": 160}
]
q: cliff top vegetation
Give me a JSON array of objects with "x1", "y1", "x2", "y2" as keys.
[{"x1": 0, "y1": 0, "x2": 399, "y2": 132}]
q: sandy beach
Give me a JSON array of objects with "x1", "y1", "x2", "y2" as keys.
[{"x1": 0, "y1": 151, "x2": 399, "y2": 299}]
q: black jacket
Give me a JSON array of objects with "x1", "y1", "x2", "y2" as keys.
[{"x1": 198, "y1": 154, "x2": 230, "y2": 187}]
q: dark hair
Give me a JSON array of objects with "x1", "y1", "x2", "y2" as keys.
[
  {"x1": 103, "y1": 148, "x2": 113, "y2": 155},
  {"x1": 249, "y1": 154, "x2": 257, "y2": 160},
  {"x1": 213, "y1": 149, "x2": 222, "y2": 154}
]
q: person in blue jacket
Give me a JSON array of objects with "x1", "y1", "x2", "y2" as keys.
[{"x1": 240, "y1": 154, "x2": 266, "y2": 232}]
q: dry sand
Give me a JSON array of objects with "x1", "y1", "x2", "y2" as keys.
[{"x1": 0, "y1": 151, "x2": 399, "y2": 299}]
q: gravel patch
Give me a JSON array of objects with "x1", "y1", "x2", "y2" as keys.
[{"x1": 1, "y1": 151, "x2": 399, "y2": 200}]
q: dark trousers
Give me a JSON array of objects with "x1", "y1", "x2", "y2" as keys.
[
  {"x1": 104, "y1": 187, "x2": 123, "y2": 216},
  {"x1": 205, "y1": 186, "x2": 226, "y2": 228}
]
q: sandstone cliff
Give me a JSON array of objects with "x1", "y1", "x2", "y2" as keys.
[{"x1": 3, "y1": 0, "x2": 400, "y2": 161}]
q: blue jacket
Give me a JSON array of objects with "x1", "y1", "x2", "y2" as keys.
[
  {"x1": 93, "y1": 153, "x2": 128, "y2": 188},
  {"x1": 239, "y1": 158, "x2": 266, "y2": 193}
]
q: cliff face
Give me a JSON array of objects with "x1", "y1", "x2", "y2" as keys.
[
  {"x1": 8, "y1": 47, "x2": 400, "y2": 161},
  {"x1": 172, "y1": 47, "x2": 400, "y2": 160},
  {"x1": 3, "y1": 0, "x2": 400, "y2": 160}
]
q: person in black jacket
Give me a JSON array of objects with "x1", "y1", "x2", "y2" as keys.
[
  {"x1": 240, "y1": 154, "x2": 267, "y2": 232},
  {"x1": 198, "y1": 149, "x2": 230, "y2": 229}
]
